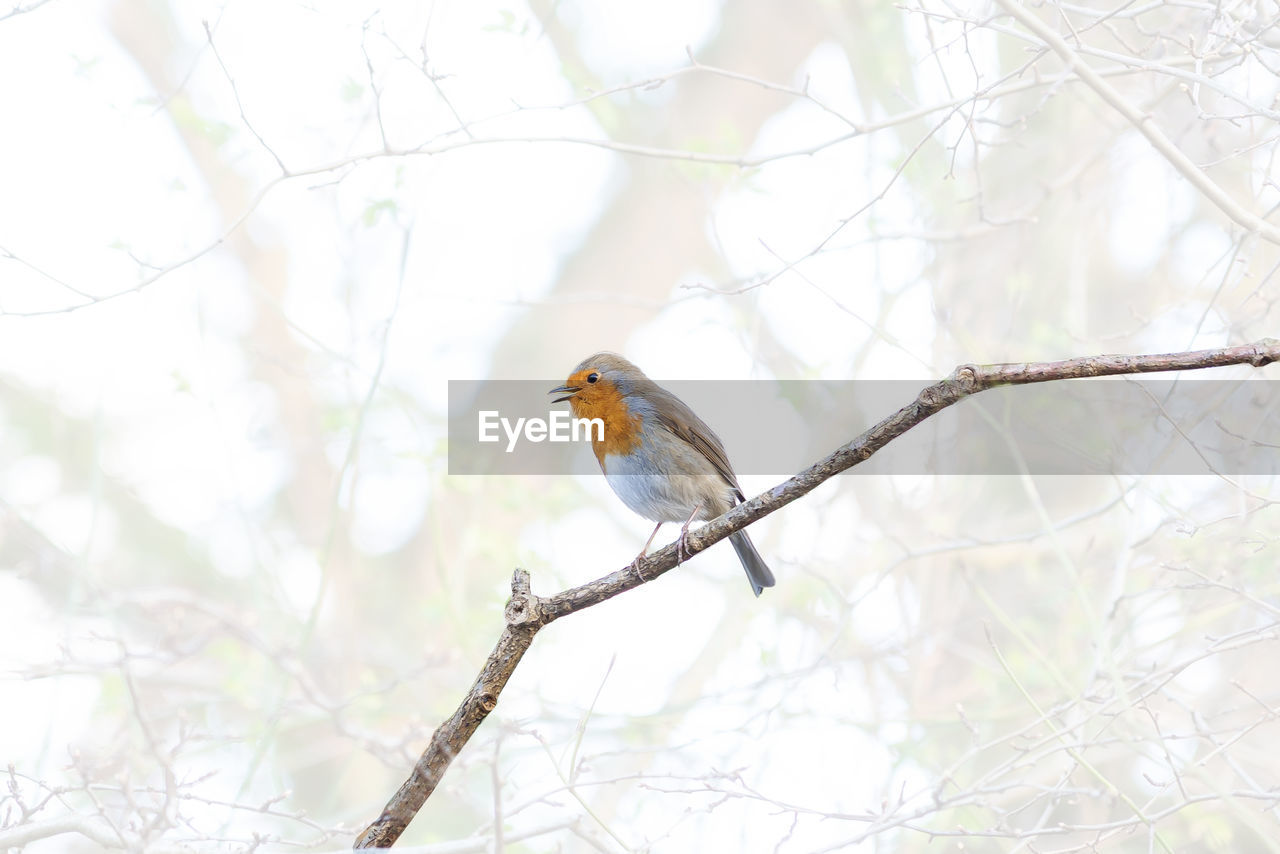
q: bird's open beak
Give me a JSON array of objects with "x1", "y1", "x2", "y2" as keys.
[{"x1": 549, "y1": 384, "x2": 580, "y2": 404}]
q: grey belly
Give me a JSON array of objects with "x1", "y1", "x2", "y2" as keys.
[{"x1": 603, "y1": 452, "x2": 734, "y2": 522}]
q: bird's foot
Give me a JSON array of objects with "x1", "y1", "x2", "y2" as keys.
[
  {"x1": 676, "y1": 503, "x2": 703, "y2": 566},
  {"x1": 631, "y1": 551, "x2": 649, "y2": 582}
]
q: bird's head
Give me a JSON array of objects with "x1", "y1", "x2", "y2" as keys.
[{"x1": 549, "y1": 352, "x2": 647, "y2": 429}]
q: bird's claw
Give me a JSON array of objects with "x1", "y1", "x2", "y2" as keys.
[
  {"x1": 676, "y1": 502, "x2": 701, "y2": 566},
  {"x1": 676, "y1": 521, "x2": 694, "y2": 566},
  {"x1": 631, "y1": 553, "x2": 649, "y2": 582}
]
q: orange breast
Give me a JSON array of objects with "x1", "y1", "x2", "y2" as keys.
[{"x1": 569, "y1": 387, "x2": 643, "y2": 471}]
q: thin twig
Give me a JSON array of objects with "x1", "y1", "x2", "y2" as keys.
[{"x1": 992, "y1": 0, "x2": 1280, "y2": 244}]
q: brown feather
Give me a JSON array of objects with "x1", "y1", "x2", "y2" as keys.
[{"x1": 645, "y1": 385, "x2": 745, "y2": 500}]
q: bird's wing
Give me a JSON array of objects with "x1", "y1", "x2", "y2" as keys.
[{"x1": 644, "y1": 385, "x2": 746, "y2": 500}]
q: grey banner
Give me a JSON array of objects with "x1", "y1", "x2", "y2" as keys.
[{"x1": 447, "y1": 379, "x2": 1280, "y2": 476}]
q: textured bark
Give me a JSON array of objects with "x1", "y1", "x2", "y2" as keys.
[
  {"x1": 354, "y1": 572, "x2": 547, "y2": 848},
  {"x1": 354, "y1": 339, "x2": 1280, "y2": 848}
]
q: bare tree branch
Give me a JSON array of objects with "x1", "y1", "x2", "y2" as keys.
[
  {"x1": 993, "y1": 0, "x2": 1280, "y2": 245},
  {"x1": 0, "y1": 0, "x2": 54, "y2": 22},
  {"x1": 354, "y1": 339, "x2": 1280, "y2": 848}
]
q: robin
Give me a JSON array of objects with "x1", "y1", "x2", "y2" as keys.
[{"x1": 550, "y1": 352, "x2": 776, "y2": 596}]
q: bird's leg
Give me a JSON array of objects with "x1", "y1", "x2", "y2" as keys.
[
  {"x1": 632, "y1": 521, "x2": 663, "y2": 581},
  {"x1": 641, "y1": 521, "x2": 663, "y2": 556},
  {"x1": 676, "y1": 502, "x2": 703, "y2": 566}
]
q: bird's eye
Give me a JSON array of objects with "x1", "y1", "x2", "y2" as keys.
[{"x1": 587, "y1": 372, "x2": 600, "y2": 383}]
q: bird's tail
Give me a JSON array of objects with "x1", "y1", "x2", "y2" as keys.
[{"x1": 729, "y1": 530, "x2": 776, "y2": 597}]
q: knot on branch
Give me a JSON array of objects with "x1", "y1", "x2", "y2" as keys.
[
  {"x1": 505, "y1": 569, "x2": 545, "y2": 630},
  {"x1": 951, "y1": 364, "x2": 979, "y2": 390},
  {"x1": 1250, "y1": 338, "x2": 1279, "y2": 366},
  {"x1": 919, "y1": 366, "x2": 977, "y2": 409}
]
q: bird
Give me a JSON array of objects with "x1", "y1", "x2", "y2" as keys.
[{"x1": 549, "y1": 352, "x2": 776, "y2": 596}]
